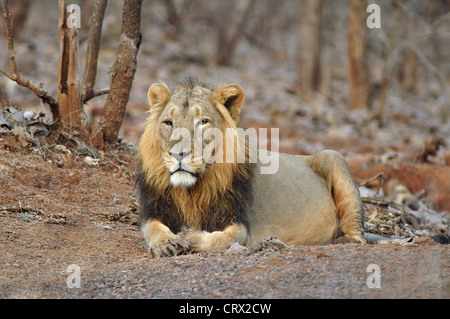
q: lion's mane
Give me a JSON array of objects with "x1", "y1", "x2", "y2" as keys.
[{"x1": 136, "y1": 79, "x2": 255, "y2": 234}]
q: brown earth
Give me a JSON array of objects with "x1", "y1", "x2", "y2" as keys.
[
  {"x1": 350, "y1": 162, "x2": 450, "y2": 213},
  {"x1": 0, "y1": 138, "x2": 449, "y2": 299},
  {"x1": 0, "y1": 0, "x2": 449, "y2": 302}
]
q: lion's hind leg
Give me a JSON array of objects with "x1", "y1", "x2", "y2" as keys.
[{"x1": 307, "y1": 150, "x2": 365, "y2": 243}]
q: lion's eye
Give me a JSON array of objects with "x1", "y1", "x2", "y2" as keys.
[
  {"x1": 201, "y1": 119, "x2": 210, "y2": 125},
  {"x1": 163, "y1": 120, "x2": 173, "y2": 126}
]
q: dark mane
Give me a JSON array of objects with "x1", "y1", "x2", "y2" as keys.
[{"x1": 136, "y1": 161, "x2": 255, "y2": 234}]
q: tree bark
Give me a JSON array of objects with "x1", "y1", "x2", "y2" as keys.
[
  {"x1": 296, "y1": 0, "x2": 323, "y2": 101},
  {"x1": 57, "y1": 0, "x2": 82, "y2": 132},
  {"x1": 163, "y1": 0, "x2": 180, "y2": 40},
  {"x1": 347, "y1": 0, "x2": 369, "y2": 109},
  {"x1": 395, "y1": 7, "x2": 417, "y2": 92},
  {"x1": 100, "y1": 0, "x2": 142, "y2": 147},
  {"x1": 67, "y1": 28, "x2": 82, "y2": 133},
  {"x1": 0, "y1": 84, "x2": 7, "y2": 108},
  {"x1": 82, "y1": 0, "x2": 107, "y2": 103},
  {"x1": 57, "y1": 0, "x2": 70, "y2": 125},
  {"x1": 398, "y1": 49, "x2": 418, "y2": 91}
]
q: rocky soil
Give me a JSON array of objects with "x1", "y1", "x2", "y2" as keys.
[{"x1": 0, "y1": 144, "x2": 448, "y2": 299}]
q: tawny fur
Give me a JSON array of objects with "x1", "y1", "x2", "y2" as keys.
[{"x1": 137, "y1": 77, "x2": 365, "y2": 257}]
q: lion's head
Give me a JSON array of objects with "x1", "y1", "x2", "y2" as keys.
[
  {"x1": 138, "y1": 77, "x2": 247, "y2": 188},
  {"x1": 137, "y1": 77, "x2": 254, "y2": 231}
]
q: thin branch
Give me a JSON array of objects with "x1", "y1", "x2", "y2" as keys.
[
  {"x1": 81, "y1": 0, "x2": 107, "y2": 103},
  {"x1": 3, "y1": 0, "x2": 19, "y2": 79},
  {"x1": 362, "y1": 197, "x2": 389, "y2": 207},
  {"x1": 85, "y1": 88, "x2": 110, "y2": 102},
  {"x1": 362, "y1": 197, "x2": 404, "y2": 212},
  {"x1": 0, "y1": 67, "x2": 15, "y2": 81},
  {"x1": 0, "y1": 0, "x2": 61, "y2": 124},
  {"x1": 358, "y1": 172, "x2": 384, "y2": 187},
  {"x1": 0, "y1": 205, "x2": 45, "y2": 215}
]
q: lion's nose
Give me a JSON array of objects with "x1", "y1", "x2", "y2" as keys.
[{"x1": 169, "y1": 150, "x2": 191, "y2": 162}]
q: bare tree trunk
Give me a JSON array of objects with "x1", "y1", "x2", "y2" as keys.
[
  {"x1": 394, "y1": 5, "x2": 418, "y2": 92},
  {"x1": 296, "y1": 0, "x2": 323, "y2": 101},
  {"x1": 100, "y1": 0, "x2": 142, "y2": 147},
  {"x1": 82, "y1": 0, "x2": 107, "y2": 103},
  {"x1": 216, "y1": 0, "x2": 255, "y2": 66},
  {"x1": 0, "y1": 0, "x2": 143, "y2": 147},
  {"x1": 425, "y1": 0, "x2": 448, "y2": 67},
  {"x1": 163, "y1": 0, "x2": 179, "y2": 40},
  {"x1": 0, "y1": 84, "x2": 8, "y2": 108},
  {"x1": 347, "y1": 0, "x2": 369, "y2": 109},
  {"x1": 57, "y1": 0, "x2": 70, "y2": 125},
  {"x1": 398, "y1": 49, "x2": 418, "y2": 91},
  {"x1": 89, "y1": 118, "x2": 104, "y2": 150},
  {"x1": 67, "y1": 27, "x2": 82, "y2": 132},
  {"x1": 57, "y1": 0, "x2": 82, "y2": 133}
]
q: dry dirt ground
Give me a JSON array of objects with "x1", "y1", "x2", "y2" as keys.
[
  {"x1": 0, "y1": 141, "x2": 448, "y2": 300},
  {"x1": 0, "y1": 1, "x2": 449, "y2": 302}
]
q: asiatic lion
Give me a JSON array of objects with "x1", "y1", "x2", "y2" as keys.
[{"x1": 136, "y1": 77, "x2": 365, "y2": 257}]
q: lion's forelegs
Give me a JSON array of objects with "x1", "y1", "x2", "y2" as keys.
[
  {"x1": 141, "y1": 218, "x2": 191, "y2": 257},
  {"x1": 308, "y1": 150, "x2": 365, "y2": 243},
  {"x1": 180, "y1": 223, "x2": 249, "y2": 253}
]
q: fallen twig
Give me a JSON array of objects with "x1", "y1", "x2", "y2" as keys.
[
  {"x1": 362, "y1": 196, "x2": 404, "y2": 212},
  {"x1": 362, "y1": 197, "x2": 389, "y2": 207},
  {"x1": 0, "y1": 206, "x2": 45, "y2": 215},
  {"x1": 358, "y1": 172, "x2": 384, "y2": 187}
]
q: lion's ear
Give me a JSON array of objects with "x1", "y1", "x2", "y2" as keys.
[
  {"x1": 213, "y1": 84, "x2": 245, "y2": 121},
  {"x1": 148, "y1": 82, "x2": 171, "y2": 110}
]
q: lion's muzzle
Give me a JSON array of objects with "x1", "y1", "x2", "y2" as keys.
[{"x1": 167, "y1": 150, "x2": 202, "y2": 188}]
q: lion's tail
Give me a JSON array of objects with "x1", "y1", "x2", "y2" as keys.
[
  {"x1": 364, "y1": 233, "x2": 390, "y2": 244},
  {"x1": 364, "y1": 232, "x2": 450, "y2": 244}
]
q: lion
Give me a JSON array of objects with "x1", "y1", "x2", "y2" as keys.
[{"x1": 136, "y1": 77, "x2": 365, "y2": 257}]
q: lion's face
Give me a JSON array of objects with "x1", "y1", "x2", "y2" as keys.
[
  {"x1": 145, "y1": 78, "x2": 245, "y2": 188},
  {"x1": 158, "y1": 86, "x2": 223, "y2": 188}
]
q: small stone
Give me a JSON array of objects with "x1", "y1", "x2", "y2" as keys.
[{"x1": 250, "y1": 236, "x2": 289, "y2": 254}]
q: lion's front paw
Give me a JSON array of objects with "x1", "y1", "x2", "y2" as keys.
[
  {"x1": 178, "y1": 226, "x2": 208, "y2": 252},
  {"x1": 178, "y1": 225, "x2": 246, "y2": 254},
  {"x1": 148, "y1": 236, "x2": 191, "y2": 258}
]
